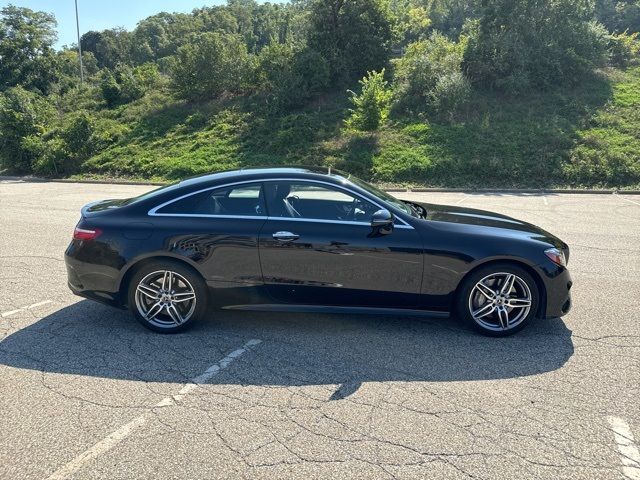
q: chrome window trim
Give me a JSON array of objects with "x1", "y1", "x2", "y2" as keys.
[{"x1": 148, "y1": 178, "x2": 414, "y2": 229}]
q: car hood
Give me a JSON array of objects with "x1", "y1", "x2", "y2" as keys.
[{"x1": 412, "y1": 201, "x2": 567, "y2": 249}]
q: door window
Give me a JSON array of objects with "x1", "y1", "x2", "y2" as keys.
[
  {"x1": 264, "y1": 182, "x2": 378, "y2": 222},
  {"x1": 156, "y1": 183, "x2": 266, "y2": 216}
]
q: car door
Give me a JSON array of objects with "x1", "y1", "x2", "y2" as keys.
[
  {"x1": 150, "y1": 182, "x2": 268, "y2": 300},
  {"x1": 258, "y1": 180, "x2": 424, "y2": 308}
]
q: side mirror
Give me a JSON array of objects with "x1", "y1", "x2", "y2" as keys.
[{"x1": 371, "y1": 209, "x2": 394, "y2": 234}]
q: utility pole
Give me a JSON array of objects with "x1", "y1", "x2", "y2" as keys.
[{"x1": 75, "y1": 0, "x2": 84, "y2": 85}]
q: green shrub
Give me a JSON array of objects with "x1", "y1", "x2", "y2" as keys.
[
  {"x1": 34, "y1": 112, "x2": 98, "y2": 175},
  {"x1": 345, "y1": 70, "x2": 392, "y2": 131},
  {"x1": 393, "y1": 32, "x2": 469, "y2": 114},
  {"x1": 170, "y1": 32, "x2": 253, "y2": 101},
  {"x1": 256, "y1": 44, "x2": 329, "y2": 112},
  {"x1": 608, "y1": 31, "x2": 640, "y2": 67},
  {"x1": 431, "y1": 71, "x2": 472, "y2": 113},
  {"x1": 288, "y1": 49, "x2": 330, "y2": 106},
  {"x1": 100, "y1": 63, "x2": 162, "y2": 107},
  {"x1": 100, "y1": 71, "x2": 121, "y2": 107},
  {"x1": 0, "y1": 86, "x2": 52, "y2": 173}
]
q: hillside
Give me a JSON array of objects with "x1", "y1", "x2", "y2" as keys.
[
  {"x1": 2, "y1": 1, "x2": 639, "y2": 189},
  {"x1": 81, "y1": 66, "x2": 640, "y2": 188}
]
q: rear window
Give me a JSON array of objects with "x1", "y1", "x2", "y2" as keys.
[
  {"x1": 121, "y1": 181, "x2": 182, "y2": 206},
  {"x1": 155, "y1": 183, "x2": 265, "y2": 217}
]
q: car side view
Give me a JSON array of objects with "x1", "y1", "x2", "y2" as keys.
[{"x1": 65, "y1": 167, "x2": 572, "y2": 336}]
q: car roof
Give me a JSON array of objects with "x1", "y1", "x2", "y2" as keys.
[
  {"x1": 177, "y1": 166, "x2": 346, "y2": 188},
  {"x1": 125, "y1": 166, "x2": 355, "y2": 209}
]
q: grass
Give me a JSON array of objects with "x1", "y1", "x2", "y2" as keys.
[{"x1": 80, "y1": 66, "x2": 640, "y2": 188}]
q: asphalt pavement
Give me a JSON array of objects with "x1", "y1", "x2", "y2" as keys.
[{"x1": 0, "y1": 179, "x2": 638, "y2": 480}]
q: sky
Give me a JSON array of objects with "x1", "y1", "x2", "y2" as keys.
[{"x1": 3, "y1": 0, "x2": 226, "y2": 49}]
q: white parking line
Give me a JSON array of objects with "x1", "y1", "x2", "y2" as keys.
[
  {"x1": 620, "y1": 196, "x2": 640, "y2": 207},
  {"x1": 608, "y1": 416, "x2": 640, "y2": 480},
  {"x1": 1, "y1": 300, "x2": 53, "y2": 318},
  {"x1": 45, "y1": 339, "x2": 262, "y2": 480},
  {"x1": 455, "y1": 195, "x2": 468, "y2": 205}
]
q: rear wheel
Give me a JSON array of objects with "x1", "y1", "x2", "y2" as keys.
[
  {"x1": 127, "y1": 260, "x2": 208, "y2": 333},
  {"x1": 456, "y1": 263, "x2": 539, "y2": 337}
]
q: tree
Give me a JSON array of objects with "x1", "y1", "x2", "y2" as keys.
[
  {"x1": 307, "y1": 0, "x2": 394, "y2": 84},
  {"x1": 463, "y1": 0, "x2": 608, "y2": 92},
  {"x1": 50, "y1": 49, "x2": 98, "y2": 95},
  {"x1": 257, "y1": 43, "x2": 329, "y2": 111},
  {"x1": 0, "y1": 86, "x2": 52, "y2": 172},
  {"x1": 390, "y1": 0, "x2": 431, "y2": 48},
  {"x1": 80, "y1": 28, "x2": 132, "y2": 69},
  {"x1": 170, "y1": 32, "x2": 253, "y2": 101},
  {"x1": 131, "y1": 12, "x2": 198, "y2": 64},
  {"x1": 428, "y1": 0, "x2": 481, "y2": 38},
  {"x1": 346, "y1": 69, "x2": 392, "y2": 131},
  {"x1": 596, "y1": 0, "x2": 640, "y2": 34},
  {"x1": 0, "y1": 6, "x2": 58, "y2": 93}
]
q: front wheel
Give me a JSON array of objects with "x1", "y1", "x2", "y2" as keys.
[
  {"x1": 127, "y1": 260, "x2": 208, "y2": 333},
  {"x1": 456, "y1": 264, "x2": 540, "y2": 337}
]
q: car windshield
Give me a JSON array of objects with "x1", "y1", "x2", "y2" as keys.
[{"x1": 345, "y1": 175, "x2": 416, "y2": 217}]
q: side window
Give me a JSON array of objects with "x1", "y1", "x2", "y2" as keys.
[
  {"x1": 156, "y1": 183, "x2": 265, "y2": 216},
  {"x1": 264, "y1": 182, "x2": 378, "y2": 222}
]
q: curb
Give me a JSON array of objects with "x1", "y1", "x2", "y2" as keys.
[
  {"x1": 1, "y1": 176, "x2": 639, "y2": 195},
  {"x1": 398, "y1": 187, "x2": 640, "y2": 194},
  {"x1": 0, "y1": 175, "x2": 166, "y2": 187}
]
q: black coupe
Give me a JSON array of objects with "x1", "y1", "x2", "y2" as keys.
[{"x1": 65, "y1": 167, "x2": 572, "y2": 336}]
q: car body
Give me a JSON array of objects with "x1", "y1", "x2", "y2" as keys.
[{"x1": 65, "y1": 167, "x2": 572, "y2": 335}]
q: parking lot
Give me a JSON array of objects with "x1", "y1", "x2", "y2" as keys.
[{"x1": 1, "y1": 179, "x2": 639, "y2": 480}]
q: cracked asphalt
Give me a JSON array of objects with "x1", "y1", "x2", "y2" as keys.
[{"x1": 0, "y1": 180, "x2": 639, "y2": 480}]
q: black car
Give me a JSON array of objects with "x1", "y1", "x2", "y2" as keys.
[{"x1": 65, "y1": 167, "x2": 572, "y2": 336}]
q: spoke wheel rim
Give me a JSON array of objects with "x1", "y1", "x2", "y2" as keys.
[
  {"x1": 468, "y1": 272, "x2": 532, "y2": 332},
  {"x1": 134, "y1": 270, "x2": 196, "y2": 329}
]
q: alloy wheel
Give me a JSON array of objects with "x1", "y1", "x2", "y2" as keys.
[
  {"x1": 468, "y1": 272, "x2": 532, "y2": 331},
  {"x1": 134, "y1": 270, "x2": 197, "y2": 329}
]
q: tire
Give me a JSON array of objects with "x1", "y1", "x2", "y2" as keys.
[
  {"x1": 127, "y1": 260, "x2": 208, "y2": 333},
  {"x1": 456, "y1": 263, "x2": 540, "y2": 337}
]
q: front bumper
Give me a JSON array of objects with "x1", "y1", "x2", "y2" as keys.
[{"x1": 542, "y1": 266, "x2": 572, "y2": 318}]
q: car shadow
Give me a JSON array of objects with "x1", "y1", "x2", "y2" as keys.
[{"x1": 0, "y1": 300, "x2": 574, "y2": 393}]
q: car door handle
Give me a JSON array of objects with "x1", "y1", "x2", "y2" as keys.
[{"x1": 272, "y1": 231, "x2": 299, "y2": 242}]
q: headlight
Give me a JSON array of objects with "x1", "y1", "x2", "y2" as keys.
[{"x1": 544, "y1": 248, "x2": 566, "y2": 267}]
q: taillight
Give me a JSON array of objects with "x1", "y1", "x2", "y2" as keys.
[{"x1": 73, "y1": 226, "x2": 102, "y2": 241}]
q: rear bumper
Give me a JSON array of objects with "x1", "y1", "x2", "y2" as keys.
[
  {"x1": 67, "y1": 280, "x2": 123, "y2": 308},
  {"x1": 542, "y1": 266, "x2": 572, "y2": 318},
  {"x1": 65, "y1": 250, "x2": 123, "y2": 308}
]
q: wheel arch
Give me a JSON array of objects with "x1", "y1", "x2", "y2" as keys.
[
  {"x1": 454, "y1": 258, "x2": 547, "y2": 318},
  {"x1": 118, "y1": 254, "x2": 206, "y2": 307}
]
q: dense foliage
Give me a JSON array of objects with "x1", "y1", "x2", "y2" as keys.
[
  {"x1": 463, "y1": 0, "x2": 609, "y2": 92},
  {"x1": 0, "y1": 0, "x2": 639, "y2": 187}
]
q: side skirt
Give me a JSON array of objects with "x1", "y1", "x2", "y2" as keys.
[{"x1": 222, "y1": 303, "x2": 450, "y2": 318}]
